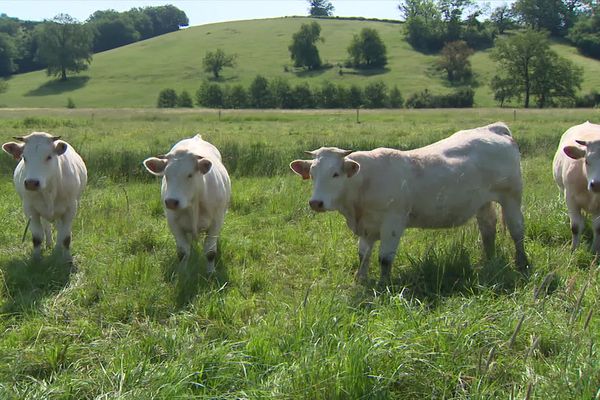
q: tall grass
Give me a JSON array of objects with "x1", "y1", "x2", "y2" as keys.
[{"x1": 0, "y1": 109, "x2": 599, "y2": 398}]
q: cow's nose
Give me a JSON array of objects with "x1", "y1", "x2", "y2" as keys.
[
  {"x1": 165, "y1": 198, "x2": 180, "y2": 210},
  {"x1": 309, "y1": 199, "x2": 324, "y2": 212},
  {"x1": 590, "y1": 181, "x2": 600, "y2": 193},
  {"x1": 24, "y1": 179, "x2": 40, "y2": 191}
]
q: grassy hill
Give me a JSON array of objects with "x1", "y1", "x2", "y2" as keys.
[{"x1": 2, "y1": 17, "x2": 600, "y2": 108}]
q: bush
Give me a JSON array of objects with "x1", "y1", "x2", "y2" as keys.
[
  {"x1": 348, "y1": 85, "x2": 363, "y2": 108},
  {"x1": 292, "y1": 83, "x2": 315, "y2": 108},
  {"x1": 157, "y1": 88, "x2": 178, "y2": 108},
  {"x1": 177, "y1": 90, "x2": 193, "y2": 107},
  {"x1": 363, "y1": 81, "x2": 388, "y2": 108},
  {"x1": 388, "y1": 86, "x2": 404, "y2": 108},
  {"x1": 406, "y1": 88, "x2": 474, "y2": 108},
  {"x1": 316, "y1": 81, "x2": 340, "y2": 108},
  {"x1": 66, "y1": 97, "x2": 76, "y2": 109},
  {"x1": 224, "y1": 84, "x2": 248, "y2": 109},
  {"x1": 196, "y1": 81, "x2": 224, "y2": 108},
  {"x1": 271, "y1": 78, "x2": 295, "y2": 109},
  {"x1": 249, "y1": 75, "x2": 273, "y2": 108},
  {"x1": 575, "y1": 90, "x2": 600, "y2": 108}
]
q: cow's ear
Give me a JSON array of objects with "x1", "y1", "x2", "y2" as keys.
[
  {"x1": 290, "y1": 160, "x2": 312, "y2": 179},
  {"x1": 143, "y1": 157, "x2": 168, "y2": 176},
  {"x1": 343, "y1": 159, "x2": 360, "y2": 177},
  {"x1": 54, "y1": 140, "x2": 68, "y2": 155},
  {"x1": 197, "y1": 158, "x2": 212, "y2": 174},
  {"x1": 2, "y1": 142, "x2": 24, "y2": 161},
  {"x1": 564, "y1": 145, "x2": 586, "y2": 160}
]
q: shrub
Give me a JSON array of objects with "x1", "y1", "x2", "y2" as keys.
[
  {"x1": 224, "y1": 84, "x2": 248, "y2": 109},
  {"x1": 363, "y1": 80, "x2": 388, "y2": 108},
  {"x1": 316, "y1": 81, "x2": 340, "y2": 108},
  {"x1": 348, "y1": 85, "x2": 363, "y2": 108},
  {"x1": 292, "y1": 82, "x2": 315, "y2": 108},
  {"x1": 271, "y1": 78, "x2": 295, "y2": 109},
  {"x1": 388, "y1": 86, "x2": 404, "y2": 108},
  {"x1": 66, "y1": 97, "x2": 76, "y2": 109},
  {"x1": 196, "y1": 81, "x2": 224, "y2": 108},
  {"x1": 249, "y1": 75, "x2": 273, "y2": 108},
  {"x1": 157, "y1": 88, "x2": 178, "y2": 108},
  {"x1": 406, "y1": 88, "x2": 474, "y2": 108},
  {"x1": 177, "y1": 90, "x2": 193, "y2": 107},
  {"x1": 575, "y1": 90, "x2": 600, "y2": 108}
]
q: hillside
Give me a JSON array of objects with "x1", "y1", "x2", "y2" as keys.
[{"x1": 2, "y1": 17, "x2": 600, "y2": 108}]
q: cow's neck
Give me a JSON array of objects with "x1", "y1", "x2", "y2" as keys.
[{"x1": 335, "y1": 177, "x2": 364, "y2": 236}]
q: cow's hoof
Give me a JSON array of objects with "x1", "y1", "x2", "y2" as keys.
[{"x1": 354, "y1": 272, "x2": 368, "y2": 284}]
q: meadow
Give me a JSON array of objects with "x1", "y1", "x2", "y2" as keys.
[
  {"x1": 0, "y1": 108, "x2": 599, "y2": 398},
  {"x1": 2, "y1": 17, "x2": 600, "y2": 108}
]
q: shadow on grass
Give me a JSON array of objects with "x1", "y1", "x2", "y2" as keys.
[
  {"x1": 25, "y1": 76, "x2": 90, "y2": 97},
  {"x1": 292, "y1": 66, "x2": 330, "y2": 78},
  {"x1": 341, "y1": 67, "x2": 391, "y2": 77},
  {"x1": 0, "y1": 252, "x2": 75, "y2": 315},
  {"x1": 163, "y1": 242, "x2": 229, "y2": 309},
  {"x1": 352, "y1": 244, "x2": 528, "y2": 307}
]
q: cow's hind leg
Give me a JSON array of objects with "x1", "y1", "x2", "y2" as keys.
[
  {"x1": 499, "y1": 193, "x2": 529, "y2": 271},
  {"x1": 566, "y1": 194, "x2": 585, "y2": 252},
  {"x1": 591, "y1": 214, "x2": 600, "y2": 254},
  {"x1": 476, "y1": 202, "x2": 497, "y2": 259},
  {"x1": 203, "y1": 216, "x2": 225, "y2": 274},
  {"x1": 355, "y1": 236, "x2": 374, "y2": 283}
]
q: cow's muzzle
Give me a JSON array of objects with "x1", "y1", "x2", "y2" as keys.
[
  {"x1": 24, "y1": 179, "x2": 40, "y2": 191},
  {"x1": 590, "y1": 181, "x2": 600, "y2": 193},
  {"x1": 165, "y1": 198, "x2": 180, "y2": 210},
  {"x1": 309, "y1": 199, "x2": 325, "y2": 212}
]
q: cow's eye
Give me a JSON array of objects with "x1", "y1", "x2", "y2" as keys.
[
  {"x1": 23, "y1": 157, "x2": 27, "y2": 162},
  {"x1": 187, "y1": 173, "x2": 193, "y2": 178},
  {"x1": 332, "y1": 172, "x2": 340, "y2": 178},
  {"x1": 46, "y1": 155, "x2": 52, "y2": 161},
  {"x1": 585, "y1": 159, "x2": 590, "y2": 166}
]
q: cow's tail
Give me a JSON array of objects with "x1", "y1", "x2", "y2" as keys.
[{"x1": 487, "y1": 122, "x2": 512, "y2": 137}]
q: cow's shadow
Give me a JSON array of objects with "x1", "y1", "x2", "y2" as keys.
[
  {"x1": 350, "y1": 244, "x2": 531, "y2": 307},
  {"x1": 0, "y1": 252, "x2": 75, "y2": 315},
  {"x1": 163, "y1": 242, "x2": 230, "y2": 309}
]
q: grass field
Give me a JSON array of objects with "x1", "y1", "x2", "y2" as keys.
[
  {"x1": 0, "y1": 108, "x2": 599, "y2": 398},
  {"x1": 2, "y1": 17, "x2": 600, "y2": 108}
]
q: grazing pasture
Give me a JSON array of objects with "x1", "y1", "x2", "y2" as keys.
[{"x1": 0, "y1": 108, "x2": 599, "y2": 398}]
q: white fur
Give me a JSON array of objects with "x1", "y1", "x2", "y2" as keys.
[
  {"x1": 144, "y1": 135, "x2": 231, "y2": 273},
  {"x1": 2, "y1": 132, "x2": 87, "y2": 260},
  {"x1": 291, "y1": 122, "x2": 528, "y2": 283},
  {"x1": 552, "y1": 121, "x2": 600, "y2": 252}
]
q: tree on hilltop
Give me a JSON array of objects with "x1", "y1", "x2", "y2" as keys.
[{"x1": 308, "y1": 0, "x2": 334, "y2": 16}]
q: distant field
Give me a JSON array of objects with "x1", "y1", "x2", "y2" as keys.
[
  {"x1": 2, "y1": 17, "x2": 600, "y2": 108},
  {"x1": 0, "y1": 108, "x2": 599, "y2": 398}
]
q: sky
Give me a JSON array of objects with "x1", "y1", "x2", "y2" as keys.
[{"x1": 0, "y1": 1, "x2": 411, "y2": 27}]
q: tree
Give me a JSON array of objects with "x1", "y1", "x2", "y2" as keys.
[
  {"x1": 288, "y1": 22, "x2": 323, "y2": 70},
  {"x1": 347, "y1": 28, "x2": 388, "y2": 68},
  {"x1": 308, "y1": 0, "x2": 334, "y2": 16},
  {"x1": 437, "y1": 40, "x2": 473, "y2": 83},
  {"x1": 568, "y1": 12, "x2": 600, "y2": 58},
  {"x1": 202, "y1": 49, "x2": 237, "y2": 79},
  {"x1": 87, "y1": 10, "x2": 140, "y2": 52},
  {"x1": 511, "y1": 0, "x2": 575, "y2": 36},
  {"x1": 178, "y1": 90, "x2": 193, "y2": 107},
  {"x1": 196, "y1": 81, "x2": 224, "y2": 108},
  {"x1": 490, "y1": 5, "x2": 515, "y2": 34},
  {"x1": 34, "y1": 14, "x2": 93, "y2": 81},
  {"x1": 400, "y1": 0, "x2": 445, "y2": 51},
  {"x1": 491, "y1": 29, "x2": 583, "y2": 107},
  {"x1": 249, "y1": 75, "x2": 273, "y2": 108},
  {"x1": 0, "y1": 32, "x2": 17, "y2": 76},
  {"x1": 363, "y1": 81, "x2": 389, "y2": 108}
]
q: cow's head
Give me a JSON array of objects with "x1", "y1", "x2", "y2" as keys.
[
  {"x1": 564, "y1": 139, "x2": 600, "y2": 193},
  {"x1": 143, "y1": 151, "x2": 212, "y2": 210},
  {"x1": 2, "y1": 132, "x2": 67, "y2": 191},
  {"x1": 290, "y1": 147, "x2": 360, "y2": 212}
]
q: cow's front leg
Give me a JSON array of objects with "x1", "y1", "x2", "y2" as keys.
[
  {"x1": 566, "y1": 195, "x2": 585, "y2": 252},
  {"x1": 28, "y1": 213, "x2": 44, "y2": 260},
  {"x1": 355, "y1": 236, "x2": 374, "y2": 283},
  {"x1": 378, "y1": 218, "x2": 405, "y2": 286},
  {"x1": 592, "y1": 214, "x2": 600, "y2": 254},
  {"x1": 55, "y1": 206, "x2": 76, "y2": 261},
  {"x1": 42, "y1": 219, "x2": 53, "y2": 249}
]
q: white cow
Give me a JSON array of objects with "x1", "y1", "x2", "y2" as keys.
[
  {"x1": 2, "y1": 132, "x2": 87, "y2": 260},
  {"x1": 143, "y1": 135, "x2": 231, "y2": 273},
  {"x1": 552, "y1": 121, "x2": 600, "y2": 252},
  {"x1": 290, "y1": 122, "x2": 528, "y2": 284}
]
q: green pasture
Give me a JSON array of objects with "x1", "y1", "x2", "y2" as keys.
[
  {"x1": 0, "y1": 108, "x2": 599, "y2": 398},
  {"x1": 2, "y1": 17, "x2": 600, "y2": 108}
]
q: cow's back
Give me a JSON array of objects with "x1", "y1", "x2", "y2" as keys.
[{"x1": 344, "y1": 122, "x2": 522, "y2": 230}]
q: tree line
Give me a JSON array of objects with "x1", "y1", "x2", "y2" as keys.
[
  {"x1": 157, "y1": 76, "x2": 477, "y2": 109},
  {"x1": 0, "y1": 5, "x2": 188, "y2": 78}
]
